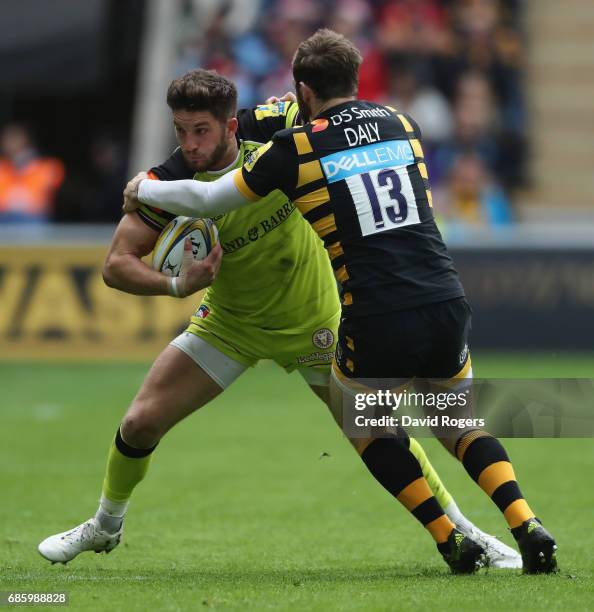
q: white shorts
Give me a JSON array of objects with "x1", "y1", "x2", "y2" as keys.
[{"x1": 170, "y1": 331, "x2": 331, "y2": 389}]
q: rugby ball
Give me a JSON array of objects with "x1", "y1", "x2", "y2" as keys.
[{"x1": 152, "y1": 216, "x2": 218, "y2": 277}]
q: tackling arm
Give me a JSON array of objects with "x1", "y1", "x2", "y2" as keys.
[{"x1": 136, "y1": 170, "x2": 252, "y2": 218}]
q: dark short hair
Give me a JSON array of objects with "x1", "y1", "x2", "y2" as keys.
[
  {"x1": 292, "y1": 29, "x2": 362, "y2": 100},
  {"x1": 166, "y1": 69, "x2": 238, "y2": 122}
]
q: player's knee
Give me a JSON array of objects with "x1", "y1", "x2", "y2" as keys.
[{"x1": 121, "y1": 409, "x2": 163, "y2": 448}]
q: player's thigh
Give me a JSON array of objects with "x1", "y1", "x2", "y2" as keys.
[
  {"x1": 298, "y1": 362, "x2": 332, "y2": 407},
  {"x1": 415, "y1": 334, "x2": 473, "y2": 453},
  {"x1": 328, "y1": 368, "x2": 345, "y2": 428},
  {"x1": 299, "y1": 363, "x2": 353, "y2": 438},
  {"x1": 126, "y1": 332, "x2": 247, "y2": 436},
  {"x1": 308, "y1": 383, "x2": 330, "y2": 406}
]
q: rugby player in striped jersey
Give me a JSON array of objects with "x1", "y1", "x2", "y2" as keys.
[{"x1": 38, "y1": 69, "x2": 520, "y2": 571}]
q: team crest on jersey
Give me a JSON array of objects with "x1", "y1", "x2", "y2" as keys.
[
  {"x1": 196, "y1": 305, "x2": 210, "y2": 319},
  {"x1": 312, "y1": 328, "x2": 334, "y2": 349},
  {"x1": 243, "y1": 149, "x2": 257, "y2": 168},
  {"x1": 244, "y1": 141, "x2": 272, "y2": 172}
]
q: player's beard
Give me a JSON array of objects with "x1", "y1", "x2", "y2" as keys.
[{"x1": 186, "y1": 131, "x2": 229, "y2": 173}]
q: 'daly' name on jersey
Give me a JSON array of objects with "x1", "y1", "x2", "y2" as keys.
[{"x1": 236, "y1": 100, "x2": 465, "y2": 318}]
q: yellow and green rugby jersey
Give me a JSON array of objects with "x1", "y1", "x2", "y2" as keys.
[{"x1": 137, "y1": 102, "x2": 339, "y2": 330}]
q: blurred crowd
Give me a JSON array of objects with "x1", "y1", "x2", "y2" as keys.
[
  {"x1": 0, "y1": 123, "x2": 128, "y2": 225},
  {"x1": 0, "y1": 123, "x2": 65, "y2": 224},
  {"x1": 178, "y1": 0, "x2": 525, "y2": 227},
  {"x1": 0, "y1": 0, "x2": 525, "y2": 227}
]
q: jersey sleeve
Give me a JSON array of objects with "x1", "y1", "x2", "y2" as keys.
[
  {"x1": 234, "y1": 130, "x2": 298, "y2": 201},
  {"x1": 385, "y1": 104, "x2": 424, "y2": 141},
  {"x1": 236, "y1": 101, "x2": 300, "y2": 143},
  {"x1": 136, "y1": 148, "x2": 194, "y2": 231}
]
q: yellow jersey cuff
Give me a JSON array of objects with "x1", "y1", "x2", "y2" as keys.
[{"x1": 233, "y1": 169, "x2": 261, "y2": 202}]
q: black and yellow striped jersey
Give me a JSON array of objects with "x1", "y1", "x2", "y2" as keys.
[{"x1": 235, "y1": 100, "x2": 464, "y2": 317}]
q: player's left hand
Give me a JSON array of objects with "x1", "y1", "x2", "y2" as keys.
[
  {"x1": 175, "y1": 238, "x2": 223, "y2": 297},
  {"x1": 122, "y1": 172, "x2": 148, "y2": 214}
]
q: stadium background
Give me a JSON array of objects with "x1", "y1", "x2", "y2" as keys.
[{"x1": 1, "y1": 1, "x2": 593, "y2": 609}]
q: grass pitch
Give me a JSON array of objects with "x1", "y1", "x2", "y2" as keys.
[{"x1": 1, "y1": 353, "x2": 593, "y2": 610}]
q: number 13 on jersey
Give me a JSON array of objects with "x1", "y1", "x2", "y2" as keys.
[{"x1": 346, "y1": 167, "x2": 420, "y2": 237}]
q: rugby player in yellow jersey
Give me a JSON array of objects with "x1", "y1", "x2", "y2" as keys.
[
  {"x1": 38, "y1": 69, "x2": 519, "y2": 569},
  {"x1": 122, "y1": 34, "x2": 559, "y2": 575}
]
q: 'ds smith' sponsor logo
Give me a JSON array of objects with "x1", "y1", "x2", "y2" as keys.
[
  {"x1": 321, "y1": 140, "x2": 414, "y2": 183},
  {"x1": 329, "y1": 106, "x2": 391, "y2": 125}
]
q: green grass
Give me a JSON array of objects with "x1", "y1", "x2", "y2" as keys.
[{"x1": 1, "y1": 353, "x2": 593, "y2": 610}]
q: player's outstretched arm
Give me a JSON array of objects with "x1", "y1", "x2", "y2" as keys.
[
  {"x1": 103, "y1": 212, "x2": 221, "y2": 297},
  {"x1": 123, "y1": 170, "x2": 251, "y2": 217}
]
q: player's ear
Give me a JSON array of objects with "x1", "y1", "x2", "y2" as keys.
[{"x1": 226, "y1": 117, "x2": 238, "y2": 138}]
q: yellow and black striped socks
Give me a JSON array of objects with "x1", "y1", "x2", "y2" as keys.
[
  {"x1": 456, "y1": 430, "x2": 535, "y2": 529},
  {"x1": 360, "y1": 435, "x2": 454, "y2": 543}
]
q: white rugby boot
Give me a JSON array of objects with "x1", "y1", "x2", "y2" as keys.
[
  {"x1": 38, "y1": 518, "x2": 122, "y2": 564},
  {"x1": 456, "y1": 522, "x2": 522, "y2": 569}
]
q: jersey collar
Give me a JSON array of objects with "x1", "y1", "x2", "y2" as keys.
[{"x1": 204, "y1": 148, "x2": 242, "y2": 177}]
